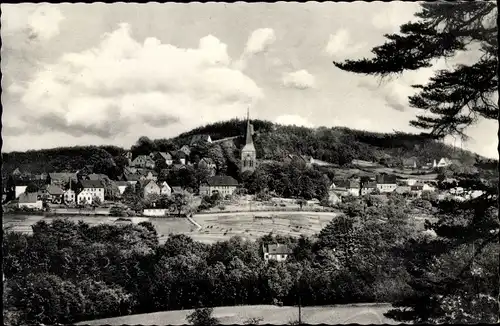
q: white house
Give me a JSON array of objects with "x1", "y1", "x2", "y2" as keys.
[
  {"x1": 15, "y1": 185, "x2": 28, "y2": 199},
  {"x1": 115, "y1": 181, "x2": 129, "y2": 195},
  {"x1": 437, "y1": 157, "x2": 452, "y2": 168},
  {"x1": 77, "y1": 180, "x2": 105, "y2": 205},
  {"x1": 422, "y1": 183, "x2": 436, "y2": 192},
  {"x1": 159, "y1": 181, "x2": 172, "y2": 196},
  {"x1": 18, "y1": 193, "x2": 43, "y2": 210},
  {"x1": 263, "y1": 244, "x2": 292, "y2": 262},
  {"x1": 376, "y1": 174, "x2": 397, "y2": 193},
  {"x1": 199, "y1": 175, "x2": 239, "y2": 197},
  {"x1": 63, "y1": 189, "x2": 76, "y2": 204},
  {"x1": 400, "y1": 178, "x2": 418, "y2": 186}
]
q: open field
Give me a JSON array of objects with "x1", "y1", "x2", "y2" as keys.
[
  {"x1": 189, "y1": 211, "x2": 340, "y2": 243},
  {"x1": 77, "y1": 303, "x2": 398, "y2": 325}
]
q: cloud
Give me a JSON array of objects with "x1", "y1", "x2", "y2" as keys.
[
  {"x1": 282, "y1": 69, "x2": 316, "y2": 90},
  {"x1": 371, "y1": 2, "x2": 420, "y2": 32},
  {"x1": 4, "y1": 23, "x2": 264, "y2": 139},
  {"x1": 234, "y1": 27, "x2": 276, "y2": 70},
  {"x1": 275, "y1": 114, "x2": 314, "y2": 128},
  {"x1": 1, "y1": 4, "x2": 65, "y2": 42},
  {"x1": 325, "y1": 29, "x2": 367, "y2": 60}
]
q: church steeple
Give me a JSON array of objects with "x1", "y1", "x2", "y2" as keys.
[
  {"x1": 241, "y1": 106, "x2": 256, "y2": 173},
  {"x1": 245, "y1": 107, "x2": 254, "y2": 146}
]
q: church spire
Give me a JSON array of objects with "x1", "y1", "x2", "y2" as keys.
[{"x1": 245, "y1": 106, "x2": 253, "y2": 146}]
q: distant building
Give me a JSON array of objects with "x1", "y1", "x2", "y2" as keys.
[
  {"x1": 327, "y1": 192, "x2": 342, "y2": 205},
  {"x1": 159, "y1": 181, "x2": 172, "y2": 196},
  {"x1": 139, "y1": 180, "x2": 161, "y2": 198},
  {"x1": 198, "y1": 157, "x2": 217, "y2": 176},
  {"x1": 173, "y1": 151, "x2": 188, "y2": 165},
  {"x1": 179, "y1": 145, "x2": 191, "y2": 156},
  {"x1": 199, "y1": 175, "x2": 239, "y2": 197},
  {"x1": 46, "y1": 184, "x2": 64, "y2": 203},
  {"x1": 131, "y1": 155, "x2": 156, "y2": 169},
  {"x1": 330, "y1": 180, "x2": 360, "y2": 197},
  {"x1": 394, "y1": 185, "x2": 411, "y2": 195},
  {"x1": 410, "y1": 183, "x2": 424, "y2": 197},
  {"x1": 77, "y1": 180, "x2": 105, "y2": 205},
  {"x1": 63, "y1": 189, "x2": 76, "y2": 204},
  {"x1": 171, "y1": 186, "x2": 184, "y2": 194},
  {"x1": 150, "y1": 152, "x2": 174, "y2": 166},
  {"x1": 241, "y1": 108, "x2": 257, "y2": 173},
  {"x1": 376, "y1": 174, "x2": 397, "y2": 193},
  {"x1": 360, "y1": 181, "x2": 377, "y2": 196},
  {"x1": 263, "y1": 244, "x2": 292, "y2": 262},
  {"x1": 18, "y1": 193, "x2": 43, "y2": 210},
  {"x1": 437, "y1": 157, "x2": 452, "y2": 168},
  {"x1": 114, "y1": 181, "x2": 129, "y2": 195},
  {"x1": 399, "y1": 178, "x2": 418, "y2": 186}
]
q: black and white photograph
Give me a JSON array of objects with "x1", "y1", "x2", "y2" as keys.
[{"x1": 1, "y1": 1, "x2": 498, "y2": 325}]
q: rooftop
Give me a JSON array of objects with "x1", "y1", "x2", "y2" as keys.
[
  {"x1": 205, "y1": 175, "x2": 239, "y2": 187},
  {"x1": 80, "y1": 180, "x2": 104, "y2": 188},
  {"x1": 265, "y1": 244, "x2": 292, "y2": 255}
]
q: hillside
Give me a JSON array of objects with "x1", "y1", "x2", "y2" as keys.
[{"x1": 2, "y1": 119, "x2": 496, "y2": 181}]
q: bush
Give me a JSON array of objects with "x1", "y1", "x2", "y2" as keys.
[
  {"x1": 218, "y1": 205, "x2": 226, "y2": 211},
  {"x1": 109, "y1": 206, "x2": 126, "y2": 217}
]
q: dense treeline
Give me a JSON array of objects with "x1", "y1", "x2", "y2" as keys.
[{"x1": 4, "y1": 198, "x2": 419, "y2": 325}]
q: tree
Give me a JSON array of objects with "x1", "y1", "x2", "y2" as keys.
[
  {"x1": 169, "y1": 191, "x2": 193, "y2": 217},
  {"x1": 91, "y1": 196, "x2": 102, "y2": 207},
  {"x1": 25, "y1": 183, "x2": 39, "y2": 194},
  {"x1": 333, "y1": 2, "x2": 497, "y2": 139},
  {"x1": 186, "y1": 307, "x2": 219, "y2": 326}
]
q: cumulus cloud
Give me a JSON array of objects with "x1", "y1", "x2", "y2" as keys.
[
  {"x1": 234, "y1": 27, "x2": 276, "y2": 70},
  {"x1": 275, "y1": 114, "x2": 314, "y2": 128},
  {"x1": 4, "y1": 23, "x2": 264, "y2": 138},
  {"x1": 325, "y1": 29, "x2": 367, "y2": 61},
  {"x1": 282, "y1": 69, "x2": 316, "y2": 90}
]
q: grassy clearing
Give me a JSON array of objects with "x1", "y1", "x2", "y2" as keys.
[{"x1": 77, "y1": 304, "x2": 398, "y2": 325}]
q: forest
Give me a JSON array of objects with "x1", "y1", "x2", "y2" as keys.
[{"x1": 3, "y1": 182, "x2": 498, "y2": 325}]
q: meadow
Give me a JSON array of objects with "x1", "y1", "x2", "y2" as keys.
[{"x1": 77, "y1": 303, "x2": 398, "y2": 325}]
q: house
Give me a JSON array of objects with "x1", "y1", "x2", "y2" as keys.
[
  {"x1": 198, "y1": 158, "x2": 217, "y2": 176},
  {"x1": 122, "y1": 151, "x2": 133, "y2": 165},
  {"x1": 46, "y1": 185, "x2": 64, "y2": 203},
  {"x1": 190, "y1": 134, "x2": 212, "y2": 146},
  {"x1": 77, "y1": 180, "x2": 105, "y2": 205},
  {"x1": 136, "y1": 169, "x2": 158, "y2": 181},
  {"x1": 63, "y1": 189, "x2": 76, "y2": 204},
  {"x1": 159, "y1": 181, "x2": 172, "y2": 196},
  {"x1": 263, "y1": 244, "x2": 292, "y2": 262},
  {"x1": 171, "y1": 151, "x2": 188, "y2": 165},
  {"x1": 376, "y1": 174, "x2": 397, "y2": 193},
  {"x1": 330, "y1": 180, "x2": 360, "y2": 197},
  {"x1": 327, "y1": 192, "x2": 342, "y2": 205},
  {"x1": 437, "y1": 157, "x2": 452, "y2": 168},
  {"x1": 18, "y1": 193, "x2": 43, "y2": 210},
  {"x1": 403, "y1": 157, "x2": 418, "y2": 169},
  {"x1": 361, "y1": 181, "x2": 377, "y2": 196},
  {"x1": 122, "y1": 171, "x2": 141, "y2": 185},
  {"x1": 199, "y1": 175, "x2": 239, "y2": 197},
  {"x1": 47, "y1": 172, "x2": 78, "y2": 188},
  {"x1": 130, "y1": 155, "x2": 156, "y2": 169},
  {"x1": 114, "y1": 181, "x2": 129, "y2": 195},
  {"x1": 179, "y1": 145, "x2": 191, "y2": 156},
  {"x1": 139, "y1": 180, "x2": 161, "y2": 198},
  {"x1": 422, "y1": 183, "x2": 436, "y2": 192},
  {"x1": 150, "y1": 152, "x2": 174, "y2": 166}
]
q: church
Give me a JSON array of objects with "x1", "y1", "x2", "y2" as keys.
[{"x1": 240, "y1": 109, "x2": 257, "y2": 173}]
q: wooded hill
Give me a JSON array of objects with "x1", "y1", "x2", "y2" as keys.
[{"x1": 2, "y1": 119, "x2": 496, "y2": 180}]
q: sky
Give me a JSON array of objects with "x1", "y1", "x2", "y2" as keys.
[{"x1": 1, "y1": 2, "x2": 498, "y2": 158}]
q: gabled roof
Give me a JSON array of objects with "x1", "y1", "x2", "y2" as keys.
[
  {"x1": 132, "y1": 155, "x2": 155, "y2": 163},
  {"x1": 123, "y1": 172, "x2": 141, "y2": 181},
  {"x1": 402, "y1": 157, "x2": 418, "y2": 166},
  {"x1": 158, "y1": 152, "x2": 173, "y2": 160},
  {"x1": 264, "y1": 244, "x2": 292, "y2": 255},
  {"x1": 80, "y1": 180, "x2": 104, "y2": 188},
  {"x1": 199, "y1": 157, "x2": 215, "y2": 165},
  {"x1": 139, "y1": 179, "x2": 158, "y2": 188},
  {"x1": 204, "y1": 175, "x2": 239, "y2": 187},
  {"x1": 18, "y1": 192, "x2": 40, "y2": 203},
  {"x1": 171, "y1": 186, "x2": 183, "y2": 193},
  {"x1": 363, "y1": 181, "x2": 377, "y2": 189},
  {"x1": 46, "y1": 184, "x2": 64, "y2": 195},
  {"x1": 171, "y1": 150, "x2": 187, "y2": 159}
]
